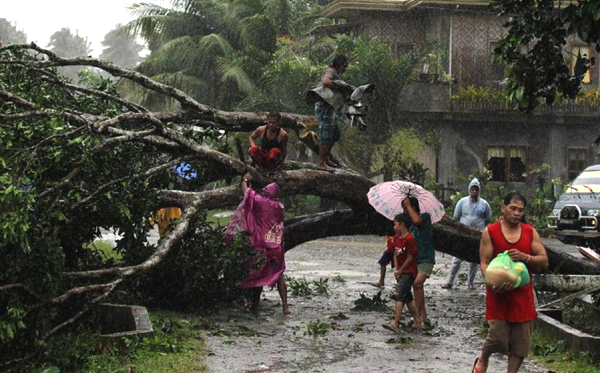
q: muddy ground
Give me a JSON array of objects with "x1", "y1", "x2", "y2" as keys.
[{"x1": 201, "y1": 236, "x2": 548, "y2": 373}]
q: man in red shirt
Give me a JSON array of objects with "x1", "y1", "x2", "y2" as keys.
[
  {"x1": 473, "y1": 193, "x2": 548, "y2": 373},
  {"x1": 383, "y1": 214, "x2": 422, "y2": 331}
]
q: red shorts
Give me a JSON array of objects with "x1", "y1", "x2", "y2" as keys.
[{"x1": 249, "y1": 147, "x2": 282, "y2": 168}]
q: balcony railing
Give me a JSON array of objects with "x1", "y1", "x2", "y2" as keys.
[{"x1": 450, "y1": 100, "x2": 600, "y2": 115}]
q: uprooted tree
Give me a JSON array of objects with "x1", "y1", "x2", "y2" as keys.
[{"x1": 1, "y1": 43, "x2": 599, "y2": 359}]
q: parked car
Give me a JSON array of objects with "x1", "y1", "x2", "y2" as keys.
[{"x1": 548, "y1": 165, "x2": 600, "y2": 251}]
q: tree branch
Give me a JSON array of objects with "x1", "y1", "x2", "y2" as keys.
[
  {"x1": 0, "y1": 90, "x2": 38, "y2": 110},
  {"x1": 42, "y1": 280, "x2": 122, "y2": 340},
  {"x1": 39, "y1": 167, "x2": 81, "y2": 198},
  {"x1": 63, "y1": 186, "x2": 241, "y2": 280},
  {"x1": 0, "y1": 283, "x2": 26, "y2": 292},
  {"x1": 71, "y1": 157, "x2": 192, "y2": 209}
]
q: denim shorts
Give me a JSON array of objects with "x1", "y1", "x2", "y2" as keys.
[
  {"x1": 396, "y1": 274, "x2": 415, "y2": 303},
  {"x1": 315, "y1": 102, "x2": 341, "y2": 146}
]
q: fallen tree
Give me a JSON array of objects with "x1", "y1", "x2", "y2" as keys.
[{"x1": 1, "y1": 43, "x2": 599, "y2": 359}]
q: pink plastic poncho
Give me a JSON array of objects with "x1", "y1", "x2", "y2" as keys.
[{"x1": 224, "y1": 183, "x2": 285, "y2": 288}]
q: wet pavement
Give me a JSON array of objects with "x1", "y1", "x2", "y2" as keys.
[{"x1": 202, "y1": 236, "x2": 549, "y2": 373}]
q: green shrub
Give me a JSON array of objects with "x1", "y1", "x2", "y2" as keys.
[{"x1": 121, "y1": 214, "x2": 256, "y2": 309}]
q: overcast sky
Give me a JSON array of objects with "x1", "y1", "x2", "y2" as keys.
[{"x1": 2, "y1": 0, "x2": 156, "y2": 57}]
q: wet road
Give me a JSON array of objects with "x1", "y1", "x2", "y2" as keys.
[{"x1": 202, "y1": 236, "x2": 550, "y2": 373}]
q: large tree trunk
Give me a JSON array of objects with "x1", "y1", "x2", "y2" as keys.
[{"x1": 284, "y1": 212, "x2": 600, "y2": 275}]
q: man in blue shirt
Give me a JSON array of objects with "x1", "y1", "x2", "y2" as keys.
[{"x1": 441, "y1": 178, "x2": 492, "y2": 290}]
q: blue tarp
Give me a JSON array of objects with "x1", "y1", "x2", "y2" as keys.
[{"x1": 174, "y1": 163, "x2": 197, "y2": 180}]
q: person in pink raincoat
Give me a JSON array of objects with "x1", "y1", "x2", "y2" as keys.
[{"x1": 224, "y1": 172, "x2": 290, "y2": 315}]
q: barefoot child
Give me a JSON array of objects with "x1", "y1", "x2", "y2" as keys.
[
  {"x1": 384, "y1": 214, "x2": 422, "y2": 330},
  {"x1": 371, "y1": 235, "x2": 394, "y2": 288}
]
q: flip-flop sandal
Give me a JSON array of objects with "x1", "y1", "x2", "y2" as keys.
[
  {"x1": 382, "y1": 324, "x2": 398, "y2": 332},
  {"x1": 472, "y1": 357, "x2": 481, "y2": 373}
]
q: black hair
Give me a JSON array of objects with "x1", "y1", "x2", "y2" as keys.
[
  {"x1": 330, "y1": 55, "x2": 348, "y2": 69},
  {"x1": 408, "y1": 197, "x2": 421, "y2": 213},
  {"x1": 503, "y1": 192, "x2": 527, "y2": 207},
  {"x1": 267, "y1": 111, "x2": 281, "y2": 121},
  {"x1": 394, "y1": 213, "x2": 413, "y2": 229}
]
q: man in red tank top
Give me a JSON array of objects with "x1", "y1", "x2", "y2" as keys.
[{"x1": 473, "y1": 192, "x2": 548, "y2": 373}]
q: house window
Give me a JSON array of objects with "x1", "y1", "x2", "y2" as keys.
[
  {"x1": 571, "y1": 45, "x2": 591, "y2": 84},
  {"x1": 486, "y1": 146, "x2": 528, "y2": 182},
  {"x1": 567, "y1": 147, "x2": 588, "y2": 180}
]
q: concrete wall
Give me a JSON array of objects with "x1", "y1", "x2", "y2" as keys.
[
  {"x1": 403, "y1": 112, "x2": 600, "y2": 191},
  {"x1": 350, "y1": 6, "x2": 599, "y2": 89}
]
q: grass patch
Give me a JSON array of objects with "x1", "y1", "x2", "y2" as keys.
[
  {"x1": 83, "y1": 239, "x2": 121, "y2": 262},
  {"x1": 531, "y1": 331, "x2": 600, "y2": 373},
  {"x1": 205, "y1": 209, "x2": 232, "y2": 226},
  {"x1": 28, "y1": 311, "x2": 206, "y2": 373}
]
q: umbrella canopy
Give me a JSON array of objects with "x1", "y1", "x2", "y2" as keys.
[{"x1": 367, "y1": 180, "x2": 445, "y2": 223}]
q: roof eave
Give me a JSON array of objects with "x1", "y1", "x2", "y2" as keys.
[{"x1": 322, "y1": 0, "x2": 491, "y2": 18}]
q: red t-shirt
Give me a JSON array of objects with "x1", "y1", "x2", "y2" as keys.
[
  {"x1": 485, "y1": 222, "x2": 537, "y2": 323},
  {"x1": 386, "y1": 233, "x2": 418, "y2": 276}
]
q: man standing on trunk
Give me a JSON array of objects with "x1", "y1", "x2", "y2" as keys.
[
  {"x1": 442, "y1": 178, "x2": 492, "y2": 290},
  {"x1": 315, "y1": 55, "x2": 348, "y2": 172},
  {"x1": 473, "y1": 192, "x2": 548, "y2": 373}
]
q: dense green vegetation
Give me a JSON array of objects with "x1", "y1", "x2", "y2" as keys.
[{"x1": 531, "y1": 331, "x2": 600, "y2": 373}]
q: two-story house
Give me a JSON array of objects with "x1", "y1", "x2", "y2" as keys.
[{"x1": 321, "y1": 0, "x2": 600, "y2": 191}]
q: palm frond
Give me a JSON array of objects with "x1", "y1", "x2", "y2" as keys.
[
  {"x1": 217, "y1": 56, "x2": 256, "y2": 93},
  {"x1": 199, "y1": 33, "x2": 236, "y2": 57}
]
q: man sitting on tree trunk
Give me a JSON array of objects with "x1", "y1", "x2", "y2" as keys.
[{"x1": 248, "y1": 112, "x2": 288, "y2": 173}]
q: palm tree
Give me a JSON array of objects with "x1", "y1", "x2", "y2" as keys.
[{"x1": 125, "y1": 0, "x2": 323, "y2": 110}]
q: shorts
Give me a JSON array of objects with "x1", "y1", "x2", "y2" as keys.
[
  {"x1": 482, "y1": 320, "x2": 533, "y2": 357},
  {"x1": 315, "y1": 102, "x2": 341, "y2": 146},
  {"x1": 417, "y1": 263, "x2": 434, "y2": 277},
  {"x1": 378, "y1": 251, "x2": 394, "y2": 268},
  {"x1": 395, "y1": 274, "x2": 415, "y2": 303},
  {"x1": 249, "y1": 146, "x2": 282, "y2": 169}
]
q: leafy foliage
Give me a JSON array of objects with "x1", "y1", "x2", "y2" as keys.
[
  {"x1": 99, "y1": 24, "x2": 145, "y2": 69},
  {"x1": 25, "y1": 312, "x2": 206, "y2": 373},
  {"x1": 285, "y1": 276, "x2": 331, "y2": 297},
  {"x1": 491, "y1": 0, "x2": 600, "y2": 112},
  {"x1": 122, "y1": 218, "x2": 257, "y2": 309},
  {"x1": 126, "y1": 0, "x2": 325, "y2": 110},
  {"x1": 46, "y1": 28, "x2": 93, "y2": 82},
  {"x1": 0, "y1": 18, "x2": 27, "y2": 44},
  {"x1": 352, "y1": 291, "x2": 391, "y2": 312},
  {"x1": 0, "y1": 49, "x2": 236, "y2": 361},
  {"x1": 304, "y1": 319, "x2": 331, "y2": 338}
]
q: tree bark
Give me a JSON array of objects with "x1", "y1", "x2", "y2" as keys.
[{"x1": 283, "y1": 212, "x2": 600, "y2": 275}]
